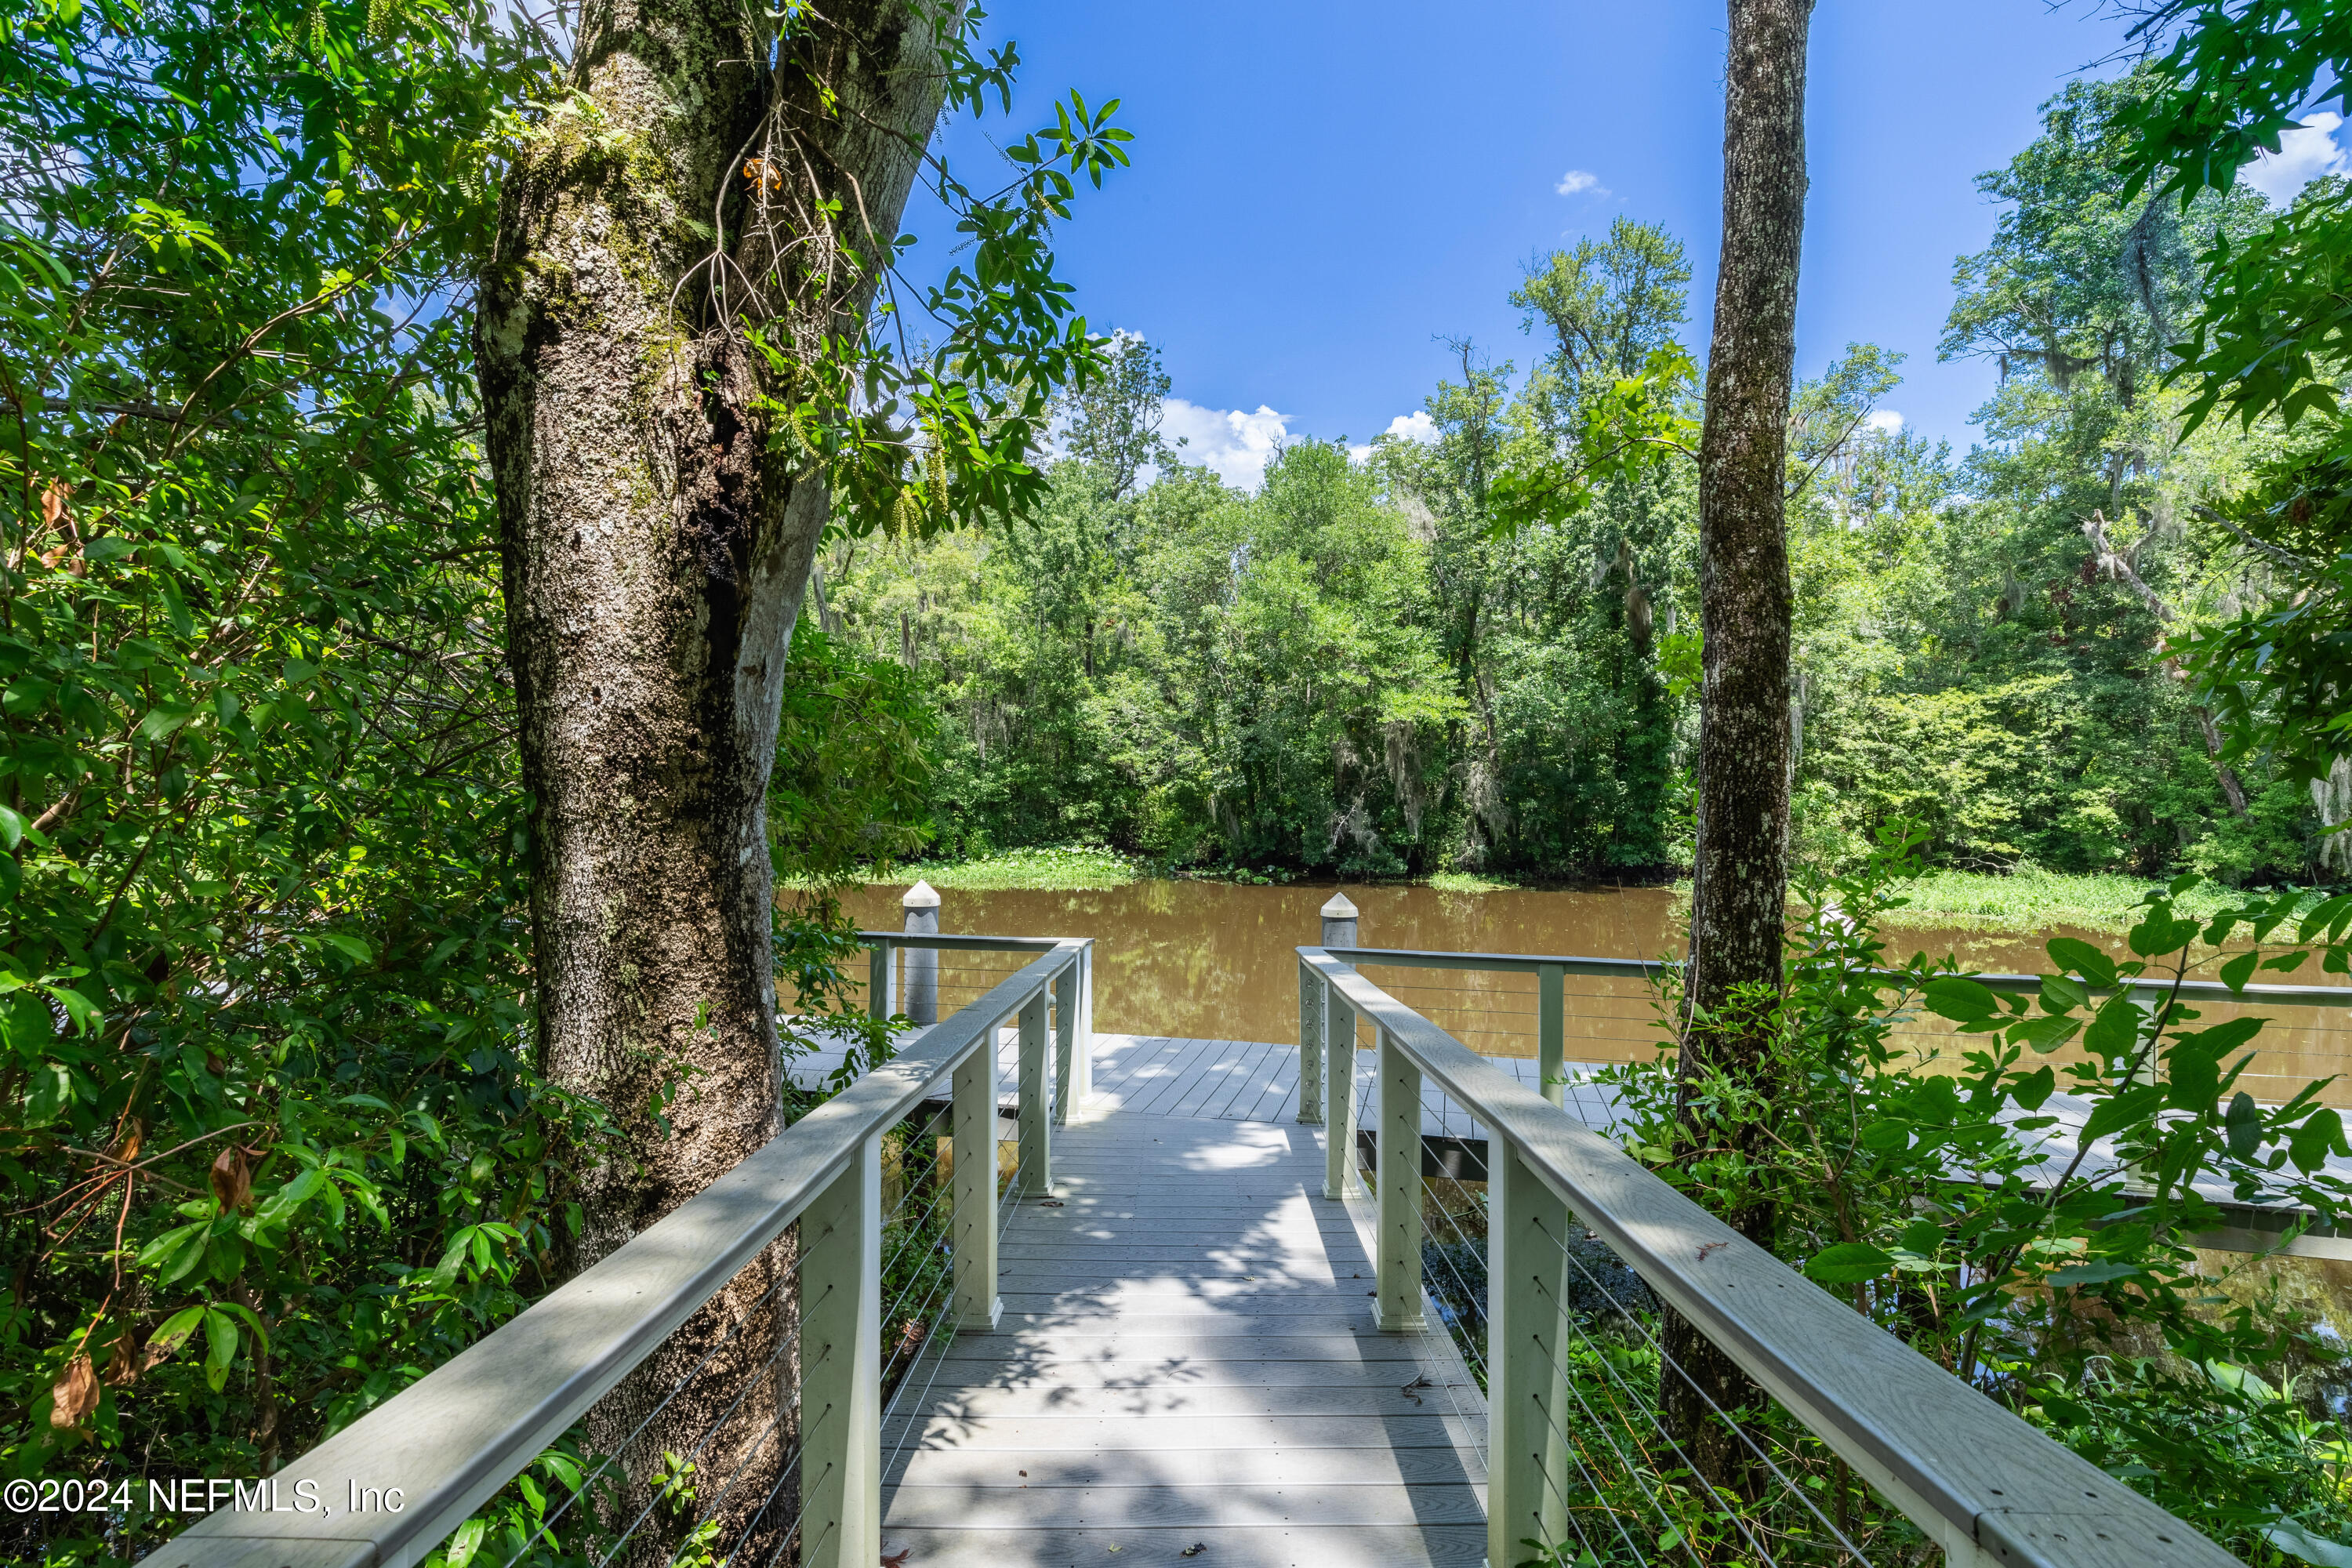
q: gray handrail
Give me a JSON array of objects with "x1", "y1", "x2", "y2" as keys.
[
  {"x1": 855, "y1": 930, "x2": 1086, "y2": 952},
  {"x1": 154, "y1": 941, "x2": 1086, "y2": 1568},
  {"x1": 1300, "y1": 946, "x2": 2237, "y2": 1568},
  {"x1": 1327, "y1": 942, "x2": 2352, "y2": 1007}
]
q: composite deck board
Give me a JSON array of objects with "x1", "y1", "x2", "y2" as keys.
[
  {"x1": 882, "y1": 1483, "x2": 1486, "y2": 1527},
  {"x1": 873, "y1": 1526, "x2": 1486, "y2": 1564},
  {"x1": 880, "y1": 1106, "x2": 1486, "y2": 1566},
  {"x1": 793, "y1": 1029, "x2": 2352, "y2": 1212}
]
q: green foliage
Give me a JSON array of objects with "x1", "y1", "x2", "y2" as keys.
[
  {"x1": 0, "y1": 0, "x2": 1003, "y2": 1557},
  {"x1": 2113, "y1": 2, "x2": 2352, "y2": 793},
  {"x1": 760, "y1": 25, "x2": 1134, "y2": 546},
  {"x1": 0, "y1": 0, "x2": 608, "y2": 1555},
  {"x1": 1605, "y1": 830, "x2": 2352, "y2": 1558},
  {"x1": 877, "y1": 845, "x2": 1141, "y2": 891},
  {"x1": 823, "y1": 105, "x2": 2337, "y2": 886},
  {"x1": 1783, "y1": 71, "x2": 2314, "y2": 881}
]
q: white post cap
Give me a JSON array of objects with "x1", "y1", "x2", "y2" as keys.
[
  {"x1": 902, "y1": 879, "x2": 941, "y2": 910},
  {"x1": 1320, "y1": 891, "x2": 1358, "y2": 920}
]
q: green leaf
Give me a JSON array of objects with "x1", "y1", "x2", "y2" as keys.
[
  {"x1": 2007, "y1": 1014, "x2": 2079, "y2": 1054},
  {"x1": 2227, "y1": 1092, "x2": 2264, "y2": 1160},
  {"x1": 2220, "y1": 950, "x2": 2259, "y2": 993},
  {"x1": 0, "y1": 802, "x2": 26, "y2": 851},
  {"x1": 1804, "y1": 1243, "x2": 1896, "y2": 1284},
  {"x1": 162, "y1": 580, "x2": 194, "y2": 639},
  {"x1": 1860, "y1": 1120, "x2": 1911, "y2": 1150},
  {"x1": 2046, "y1": 1258, "x2": 2143, "y2": 1287},
  {"x1": 202, "y1": 1306, "x2": 238, "y2": 1392},
  {"x1": 2012, "y1": 1065, "x2": 2056, "y2": 1111},
  {"x1": 445, "y1": 1519, "x2": 488, "y2": 1568},
  {"x1": 2082, "y1": 994, "x2": 2140, "y2": 1061},
  {"x1": 80, "y1": 536, "x2": 136, "y2": 562},
  {"x1": 2129, "y1": 913, "x2": 2204, "y2": 957},
  {"x1": 2037, "y1": 1392, "x2": 2092, "y2": 1428},
  {"x1": 2079, "y1": 1085, "x2": 2165, "y2": 1144},
  {"x1": 136, "y1": 702, "x2": 200, "y2": 742},
  {"x1": 2038, "y1": 975, "x2": 2089, "y2": 1015},
  {"x1": 430, "y1": 1230, "x2": 473, "y2": 1290},
  {"x1": 1922, "y1": 976, "x2": 2000, "y2": 1025},
  {"x1": 2179, "y1": 1015, "x2": 2263, "y2": 1059},
  {"x1": 0, "y1": 991, "x2": 51, "y2": 1056},
  {"x1": 2045, "y1": 938, "x2": 2116, "y2": 987},
  {"x1": 319, "y1": 931, "x2": 372, "y2": 964},
  {"x1": 2208, "y1": 1359, "x2": 2281, "y2": 1401},
  {"x1": 2263, "y1": 1520, "x2": 2352, "y2": 1568},
  {"x1": 159, "y1": 1227, "x2": 211, "y2": 1285},
  {"x1": 24, "y1": 1060, "x2": 72, "y2": 1125},
  {"x1": 147, "y1": 1305, "x2": 205, "y2": 1363},
  {"x1": 2291, "y1": 1109, "x2": 2343, "y2": 1174},
  {"x1": 44, "y1": 984, "x2": 100, "y2": 1035}
]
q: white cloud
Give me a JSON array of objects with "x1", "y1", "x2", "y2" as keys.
[
  {"x1": 1555, "y1": 169, "x2": 1606, "y2": 197},
  {"x1": 1158, "y1": 399, "x2": 1296, "y2": 490},
  {"x1": 2240, "y1": 112, "x2": 2350, "y2": 205},
  {"x1": 1866, "y1": 410, "x2": 1905, "y2": 434},
  {"x1": 1348, "y1": 411, "x2": 1440, "y2": 463}
]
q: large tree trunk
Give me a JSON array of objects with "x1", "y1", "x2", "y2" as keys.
[
  {"x1": 1668, "y1": 0, "x2": 1813, "y2": 1494},
  {"x1": 475, "y1": 2, "x2": 953, "y2": 1555}
]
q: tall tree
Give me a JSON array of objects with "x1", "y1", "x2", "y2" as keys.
[
  {"x1": 476, "y1": 0, "x2": 1123, "y2": 1542},
  {"x1": 1514, "y1": 217, "x2": 1694, "y2": 436},
  {"x1": 1060, "y1": 332, "x2": 1174, "y2": 503},
  {"x1": 1671, "y1": 0, "x2": 1814, "y2": 1487}
]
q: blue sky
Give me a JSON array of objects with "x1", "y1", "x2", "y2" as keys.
[{"x1": 896, "y1": 2, "x2": 2350, "y2": 488}]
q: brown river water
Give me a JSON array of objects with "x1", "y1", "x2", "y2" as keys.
[{"x1": 834, "y1": 880, "x2": 2352, "y2": 1107}]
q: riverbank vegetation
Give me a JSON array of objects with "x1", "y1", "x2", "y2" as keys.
[{"x1": 816, "y1": 67, "x2": 2337, "y2": 892}]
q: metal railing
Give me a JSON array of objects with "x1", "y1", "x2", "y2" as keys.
[
  {"x1": 1314, "y1": 943, "x2": 2352, "y2": 1110},
  {"x1": 860, "y1": 931, "x2": 1094, "y2": 1122},
  {"x1": 152, "y1": 938, "x2": 1090, "y2": 1568},
  {"x1": 1298, "y1": 943, "x2": 2239, "y2": 1568}
]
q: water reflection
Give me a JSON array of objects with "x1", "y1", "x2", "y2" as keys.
[{"x1": 834, "y1": 880, "x2": 2352, "y2": 1106}]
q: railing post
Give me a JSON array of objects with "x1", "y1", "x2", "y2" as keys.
[
  {"x1": 951, "y1": 1039, "x2": 1002, "y2": 1332},
  {"x1": 867, "y1": 940, "x2": 894, "y2": 1024},
  {"x1": 1323, "y1": 982, "x2": 1356, "y2": 1201},
  {"x1": 1297, "y1": 958, "x2": 1325, "y2": 1125},
  {"x1": 1372, "y1": 1025, "x2": 1427, "y2": 1333},
  {"x1": 1016, "y1": 988, "x2": 1051, "y2": 1196},
  {"x1": 799, "y1": 1131, "x2": 882, "y2": 1568},
  {"x1": 1489, "y1": 1141, "x2": 1571, "y2": 1567},
  {"x1": 902, "y1": 880, "x2": 939, "y2": 1025},
  {"x1": 1319, "y1": 890, "x2": 1359, "y2": 949},
  {"x1": 1537, "y1": 961, "x2": 1565, "y2": 1107},
  {"x1": 1052, "y1": 955, "x2": 1081, "y2": 1125}
]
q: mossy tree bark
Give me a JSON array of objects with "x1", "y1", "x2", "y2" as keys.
[
  {"x1": 1667, "y1": 0, "x2": 1813, "y2": 1494},
  {"x1": 475, "y1": 1, "x2": 956, "y2": 1553}
]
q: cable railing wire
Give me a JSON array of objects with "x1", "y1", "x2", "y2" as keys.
[
  {"x1": 593, "y1": 1076, "x2": 1038, "y2": 1568},
  {"x1": 495, "y1": 1216, "x2": 822, "y2": 1568},
  {"x1": 1380, "y1": 976, "x2": 1889, "y2": 1568}
]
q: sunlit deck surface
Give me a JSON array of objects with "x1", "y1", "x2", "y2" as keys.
[
  {"x1": 790, "y1": 1029, "x2": 1622, "y2": 1134},
  {"x1": 876, "y1": 1106, "x2": 1489, "y2": 1566},
  {"x1": 791, "y1": 1031, "x2": 2352, "y2": 1247}
]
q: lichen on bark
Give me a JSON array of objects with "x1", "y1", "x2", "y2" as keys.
[
  {"x1": 475, "y1": 0, "x2": 960, "y2": 1555},
  {"x1": 1669, "y1": 0, "x2": 1814, "y2": 1495}
]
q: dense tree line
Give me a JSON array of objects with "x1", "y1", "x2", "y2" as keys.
[{"x1": 824, "y1": 67, "x2": 2336, "y2": 887}]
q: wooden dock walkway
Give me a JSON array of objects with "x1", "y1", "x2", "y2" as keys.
[
  {"x1": 877, "y1": 1106, "x2": 1489, "y2": 1566},
  {"x1": 791, "y1": 1029, "x2": 1627, "y2": 1138}
]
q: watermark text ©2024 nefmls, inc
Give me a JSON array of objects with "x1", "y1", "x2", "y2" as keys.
[{"x1": 5, "y1": 1476, "x2": 406, "y2": 1517}]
